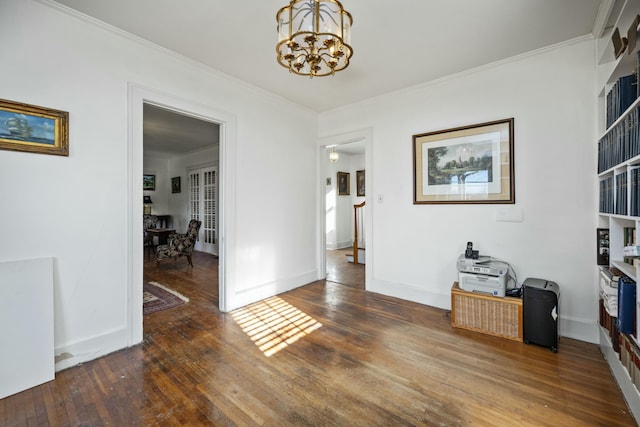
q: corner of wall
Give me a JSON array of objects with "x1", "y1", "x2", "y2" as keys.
[{"x1": 54, "y1": 327, "x2": 133, "y2": 372}]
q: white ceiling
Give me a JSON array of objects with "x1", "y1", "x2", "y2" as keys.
[
  {"x1": 144, "y1": 104, "x2": 219, "y2": 156},
  {"x1": 52, "y1": 0, "x2": 606, "y2": 155},
  {"x1": 53, "y1": 0, "x2": 604, "y2": 113}
]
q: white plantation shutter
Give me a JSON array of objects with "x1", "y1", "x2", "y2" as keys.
[{"x1": 188, "y1": 166, "x2": 217, "y2": 254}]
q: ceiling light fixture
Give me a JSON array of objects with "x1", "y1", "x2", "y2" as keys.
[
  {"x1": 276, "y1": 0, "x2": 353, "y2": 78},
  {"x1": 329, "y1": 146, "x2": 339, "y2": 162}
]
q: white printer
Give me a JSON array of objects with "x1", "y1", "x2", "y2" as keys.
[{"x1": 457, "y1": 254, "x2": 508, "y2": 297}]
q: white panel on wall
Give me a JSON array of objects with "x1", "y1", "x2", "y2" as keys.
[{"x1": 0, "y1": 258, "x2": 54, "y2": 399}]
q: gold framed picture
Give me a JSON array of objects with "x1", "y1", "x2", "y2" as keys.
[{"x1": 0, "y1": 99, "x2": 69, "y2": 156}]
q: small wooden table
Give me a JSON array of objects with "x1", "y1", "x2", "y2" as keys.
[{"x1": 146, "y1": 228, "x2": 175, "y2": 246}]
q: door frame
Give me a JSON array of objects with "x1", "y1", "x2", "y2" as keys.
[
  {"x1": 317, "y1": 128, "x2": 374, "y2": 286},
  {"x1": 127, "y1": 84, "x2": 236, "y2": 346}
]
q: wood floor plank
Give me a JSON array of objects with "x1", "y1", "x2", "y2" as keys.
[{"x1": 0, "y1": 251, "x2": 636, "y2": 426}]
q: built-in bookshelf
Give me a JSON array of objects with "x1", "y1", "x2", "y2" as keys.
[{"x1": 597, "y1": 0, "x2": 640, "y2": 419}]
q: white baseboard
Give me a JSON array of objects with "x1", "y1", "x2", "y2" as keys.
[
  {"x1": 229, "y1": 269, "x2": 319, "y2": 311},
  {"x1": 367, "y1": 278, "x2": 451, "y2": 311},
  {"x1": 560, "y1": 316, "x2": 599, "y2": 344},
  {"x1": 326, "y1": 241, "x2": 352, "y2": 250},
  {"x1": 367, "y1": 278, "x2": 599, "y2": 343},
  {"x1": 55, "y1": 327, "x2": 130, "y2": 372}
]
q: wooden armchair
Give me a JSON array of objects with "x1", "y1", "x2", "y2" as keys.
[{"x1": 156, "y1": 220, "x2": 202, "y2": 267}]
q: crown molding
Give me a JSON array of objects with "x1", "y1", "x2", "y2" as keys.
[
  {"x1": 35, "y1": 0, "x2": 316, "y2": 115},
  {"x1": 323, "y1": 35, "x2": 595, "y2": 116}
]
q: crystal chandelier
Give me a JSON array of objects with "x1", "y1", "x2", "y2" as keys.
[{"x1": 276, "y1": 0, "x2": 353, "y2": 78}]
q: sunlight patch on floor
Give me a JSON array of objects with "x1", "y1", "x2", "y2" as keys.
[{"x1": 231, "y1": 296, "x2": 322, "y2": 357}]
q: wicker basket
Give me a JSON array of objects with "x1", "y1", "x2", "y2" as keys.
[{"x1": 451, "y1": 282, "x2": 522, "y2": 341}]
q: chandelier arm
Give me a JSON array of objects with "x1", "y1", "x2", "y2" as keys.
[{"x1": 291, "y1": 52, "x2": 309, "y2": 64}]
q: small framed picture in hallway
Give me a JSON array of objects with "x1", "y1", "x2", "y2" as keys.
[
  {"x1": 356, "y1": 170, "x2": 365, "y2": 196},
  {"x1": 337, "y1": 171, "x2": 350, "y2": 195}
]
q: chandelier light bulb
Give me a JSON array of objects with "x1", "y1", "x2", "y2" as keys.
[{"x1": 329, "y1": 147, "x2": 339, "y2": 162}]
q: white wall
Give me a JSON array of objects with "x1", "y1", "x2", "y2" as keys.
[
  {"x1": 319, "y1": 38, "x2": 598, "y2": 342},
  {"x1": 326, "y1": 153, "x2": 353, "y2": 249},
  {"x1": 0, "y1": 0, "x2": 318, "y2": 370},
  {"x1": 143, "y1": 153, "x2": 170, "y2": 216}
]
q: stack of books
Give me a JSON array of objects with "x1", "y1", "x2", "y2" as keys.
[
  {"x1": 600, "y1": 266, "x2": 620, "y2": 322},
  {"x1": 597, "y1": 106, "x2": 640, "y2": 173},
  {"x1": 598, "y1": 72, "x2": 640, "y2": 174},
  {"x1": 599, "y1": 176, "x2": 615, "y2": 214},
  {"x1": 620, "y1": 334, "x2": 640, "y2": 391},
  {"x1": 600, "y1": 170, "x2": 640, "y2": 216},
  {"x1": 599, "y1": 266, "x2": 625, "y2": 353},
  {"x1": 606, "y1": 74, "x2": 637, "y2": 129}
]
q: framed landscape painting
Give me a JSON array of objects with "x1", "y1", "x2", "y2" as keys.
[
  {"x1": 0, "y1": 99, "x2": 69, "y2": 156},
  {"x1": 413, "y1": 118, "x2": 514, "y2": 204},
  {"x1": 143, "y1": 174, "x2": 156, "y2": 191}
]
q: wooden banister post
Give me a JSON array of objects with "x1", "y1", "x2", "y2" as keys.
[{"x1": 353, "y1": 201, "x2": 365, "y2": 264}]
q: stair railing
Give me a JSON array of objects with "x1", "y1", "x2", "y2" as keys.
[{"x1": 353, "y1": 201, "x2": 365, "y2": 264}]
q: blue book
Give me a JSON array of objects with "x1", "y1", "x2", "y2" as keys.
[{"x1": 618, "y1": 276, "x2": 636, "y2": 335}]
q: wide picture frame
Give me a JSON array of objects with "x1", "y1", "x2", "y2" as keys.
[
  {"x1": 0, "y1": 98, "x2": 69, "y2": 156},
  {"x1": 412, "y1": 118, "x2": 514, "y2": 204}
]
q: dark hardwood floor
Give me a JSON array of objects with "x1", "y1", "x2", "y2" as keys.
[{"x1": 1, "y1": 251, "x2": 636, "y2": 426}]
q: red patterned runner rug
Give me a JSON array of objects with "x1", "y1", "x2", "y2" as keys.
[{"x1": 143, "y1": 281, "x2": 189, "y2": 315}]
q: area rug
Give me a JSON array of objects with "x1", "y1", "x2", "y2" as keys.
[{"x1": 143, "y1": 281, "x2": 189, "y2": 315}]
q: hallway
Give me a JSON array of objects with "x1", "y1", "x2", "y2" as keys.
[{"x1": 326, "y1": 247, "x2": 364, "y2": 288}]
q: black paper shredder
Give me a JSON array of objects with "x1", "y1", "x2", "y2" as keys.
[{"x1": 523, "y1": 278, "x2": 560, "y2": 352}]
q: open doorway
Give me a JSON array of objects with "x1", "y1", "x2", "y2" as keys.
[
  {"x1": 323, "y1": 139, "x2": 366, "y2": 288},
  {"x1": 129, "y1": 85, "x2": 236, "y2": 345},
  {"x1": 142, "y1": 103, "x2": 220, "y2": 315}
]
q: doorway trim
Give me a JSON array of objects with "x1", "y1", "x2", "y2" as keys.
[
  {"x1": 317, "y1": 127, "x2": 373, "y2": 287},
  {"x1": 127, "y1": 84, "x2": 237, "y2": 345}
]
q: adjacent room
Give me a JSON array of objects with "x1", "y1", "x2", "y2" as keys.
[{"x1": 1, "y1": 0, "x2": 639, "y2": 424}]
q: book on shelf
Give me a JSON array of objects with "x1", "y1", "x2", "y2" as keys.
[
  {"x1": 615, "y1": 173, "x2": 628, "y2": 215},
  {"x1": 617, "y1": 276, "x2": 637, "y2": 335},
  {"x1": 637, "y1": 50, "x2": 640, "y2": 99},
  {"x1": 620, "y1": 334, "x2": 640, "y2": 392},
  {"x1": 632, "y1": 168, "x2": 640, "y2": 217}
]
